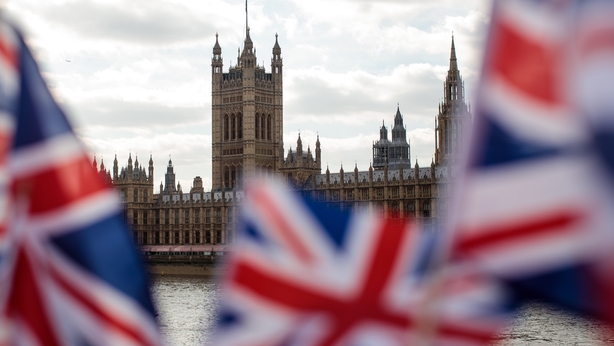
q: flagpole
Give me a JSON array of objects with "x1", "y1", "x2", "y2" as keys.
[{"x1": 246, "y1": 0, "x2": 248, "y2": 36}]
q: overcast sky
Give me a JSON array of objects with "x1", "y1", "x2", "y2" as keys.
[{"x1": 4, "y1": 0, "x2": 491, "y2": 190}]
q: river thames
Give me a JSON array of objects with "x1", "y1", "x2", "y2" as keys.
[{"x1": 152, "y1": 275, "x2": 614, "y2": 345}]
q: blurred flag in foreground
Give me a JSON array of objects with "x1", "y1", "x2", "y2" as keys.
[
  {"x1": 213, "y1": 179, "x2": 510, "y2": 346},
  {"x1": 434, "y1": 0, "x2": 614, "y2": 338},
  {"x1": 0, "y1": 18, "x2": 161, "y2": 345},
  {"x1": 214, "y1": 179, "x2": 423, "y2": 345}
]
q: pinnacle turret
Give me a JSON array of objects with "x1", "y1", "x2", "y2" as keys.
[{"x1": 213, "y1": 33, "x2": 221, "y2": 55}]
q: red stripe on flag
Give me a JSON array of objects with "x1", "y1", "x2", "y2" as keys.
[
  {"x1": 454, "y1": 211, "x2": 583, "y2": 255},
  {"x1": 252, "y1": 187, "x2": 315, "y2": 264},
  {"x1": 580, "y1": 28, "x2": 614, "y2": 58},
  {"x1": 7, "y1": 248, "x2": 61, "y2": 346},
  {"x1": 0, "y1": 132, "x2": 11, "y2": 166},
  {"x1": 14, "y1": 155, "x2": 108, "y2": 214},
  {"x1": 232, "y1": 219, "x2": 413, "y2": 346},
  {"x1": 489, "y1": 20, "x2": 562, "y2": 106},
  {"x1": 50, "y1": 263, "x2": 156, "y2": 346},
  {"x1": 0, "y1": 34, "x2": 18, "y2": 71}
]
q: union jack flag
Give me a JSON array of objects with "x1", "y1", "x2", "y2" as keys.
[
  {"x1": 213, "y1": 179, "x2": 506, "y2": 346},
  {"x1": 443, "y1": 0, "x2": 614, "y2": 326},
  {"x1": 0, "y1": 19, "x2": 161, "y2": 345}
]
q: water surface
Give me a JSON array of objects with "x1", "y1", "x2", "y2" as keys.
[{"x1": 152, "y1": 275, "x2": 613, "y2": 345}]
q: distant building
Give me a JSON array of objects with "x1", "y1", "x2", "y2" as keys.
[
  {"x1": 372, "y1": 106, "x2": 411, "y2": 170},
  {"x1": 97, "y1": 27, "x2": 469, "y2": 247}
]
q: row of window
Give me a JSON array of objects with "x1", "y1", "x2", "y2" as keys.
[
  {"x1": 254, "y1": 96, "x2": 273, "y2": 103},
  {"x1": 137, "y1": 231, "x2": 225, "y2": 245},
  {"x1": 222, "y1": 95, "x2": 243, "y2": 103},
  {"x1": 129, "y1": 208, "x2": 231, "y2": 225},
  {"x1": 120, "y1": 188, "x2": 149, "y2": 203},
  {"x1": 222, "y1": 148, "x2": 244, "y2": 156},
  {"x1": 314, "y1": 185, "x2": 435, "y2": 201},
  {"x1": 224, "y1": 165, "x2": 243, "y2": 190},
  {"x1": 224, "y1": 113, "x2": 243, "y2": 140},
  {"x1": 223, "y1": 113, "x2": 274, "y2": 142}
]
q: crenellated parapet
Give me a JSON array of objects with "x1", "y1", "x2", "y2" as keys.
[{"x1": 304, "y1": 161, "x2": 453, "y2": 222}]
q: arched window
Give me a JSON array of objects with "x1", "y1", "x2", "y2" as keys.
[
  {"x1": 237, "y1": 113, "x2": 243, "y2": 139},
  {"x1": 255, "y1": 114, "x2": 260, "y2": 140},
  {"x1": 224, "y1": 115, "x2": 229, "y2": 141},
  {"x1": 267, "y1": 114, "x2": 272, "y2": 140},
  {"x1": 230, "y1": 166, "x2": 236, "y2": 189},
  {"x1": 237, "y1": 165, "x2": 243, "y2": 189},
  {"x1": 261, "y1": 115, "x2": 266, "y2": 140},
  {"x1": 224, "y1": 166, "x2": 230, "y2": 188},
  {"x1": 231, "y1": 114, "x2": 236, "y2": 140}
]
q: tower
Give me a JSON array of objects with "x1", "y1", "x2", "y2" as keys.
[
  {"x1": 211, "y1": 4, "x2": 283, "y2": 191},
  {"x1": 164, "y1": 157, "x2": 176, "y2": 193},
  {"x1": 372, "y1": 106, "x2": 410, "y2": 170},
  {"x1": 435, "y1": 35, "x2": 471, "y2": 165},
  {"x1": 389, "y1": 105, "x2": 410, "y2": 166}
]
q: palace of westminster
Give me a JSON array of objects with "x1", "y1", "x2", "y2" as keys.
[{"x1": 92, "y1": 22, "x2": 470, "y2": 248}]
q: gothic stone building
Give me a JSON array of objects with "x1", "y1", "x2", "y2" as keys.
[{"x1": 101, "y1": 33, "x2": 469, "y2": 248}]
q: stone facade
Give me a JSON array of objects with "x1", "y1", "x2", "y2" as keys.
[
  {"x1": 99, "y1": 33, "x2": 468, "y2": 247},
  {"x1": 211, "y1": 28, "x2": 284, "y2": 191}
]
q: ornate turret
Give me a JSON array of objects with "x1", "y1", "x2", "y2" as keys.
[
  {"x1": 164, "y1": 157, "x2": 176, "y2": 193},
  {"x1": 296, "y1": 133, "x2": 303, "y2": 159},
  {"x1": 414, "y1": 159, "x2": 419, "y2": 180},
  {"x1": 92, "y1": 155, "x2": 98, "y2": 171},
  {"x1": 435, "y1": 34, "x2": 471, "y2": 166},
  {"x1": 149, "y1": 154, "x2": 154, "y2": 182},
  {"x1": 128, "y1": 153, "x2": 133, "y2": 176},
  {"x1": 113, "y1": 154, "x2": 118, "y2": 181},
  {"x1": 272, "y1": 33, "x2": 282, "y2": 75},
  {"x1": 315, "y1": 135, "x2": 321, "y2": 166},
  {"x1": 373, "y1": 105, "x2": 410, "y2": 170},
  {"x1": 379, "y1": 121, "x2": 388, "y2": 141}
]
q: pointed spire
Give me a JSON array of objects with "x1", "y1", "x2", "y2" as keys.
[
  {"x1": 273, "y1": 33, "x2": 281, "y2": 55},
  {"x1": 149, "y1": 153, "x2": 154, "y2": 166},
  {"x1": 245, "y1": 27, "x2": 253, "y2": 49},
  {"x1": 213, "y1": 33, "x2": 221, "y2": 55},
  {"x1": 92, "y1": 155, "x2": 97, "y2": 170},
  {"x1": 394, "y1": 104, "x2": 403, "y2": 125},
  {"x1": 449, "y1": 33, "x2": 458, "y2": 72}
]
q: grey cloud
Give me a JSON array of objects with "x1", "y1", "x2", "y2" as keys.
[
  {"x1": 41, "y1": 1, "x2": 214, "y2": 45},
  {"x1": 67, "y1": 99, "x2": 206, "y2": 129},
  {"x1": 285, "y1": 71, "x2": 444, "y2": 124}
]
